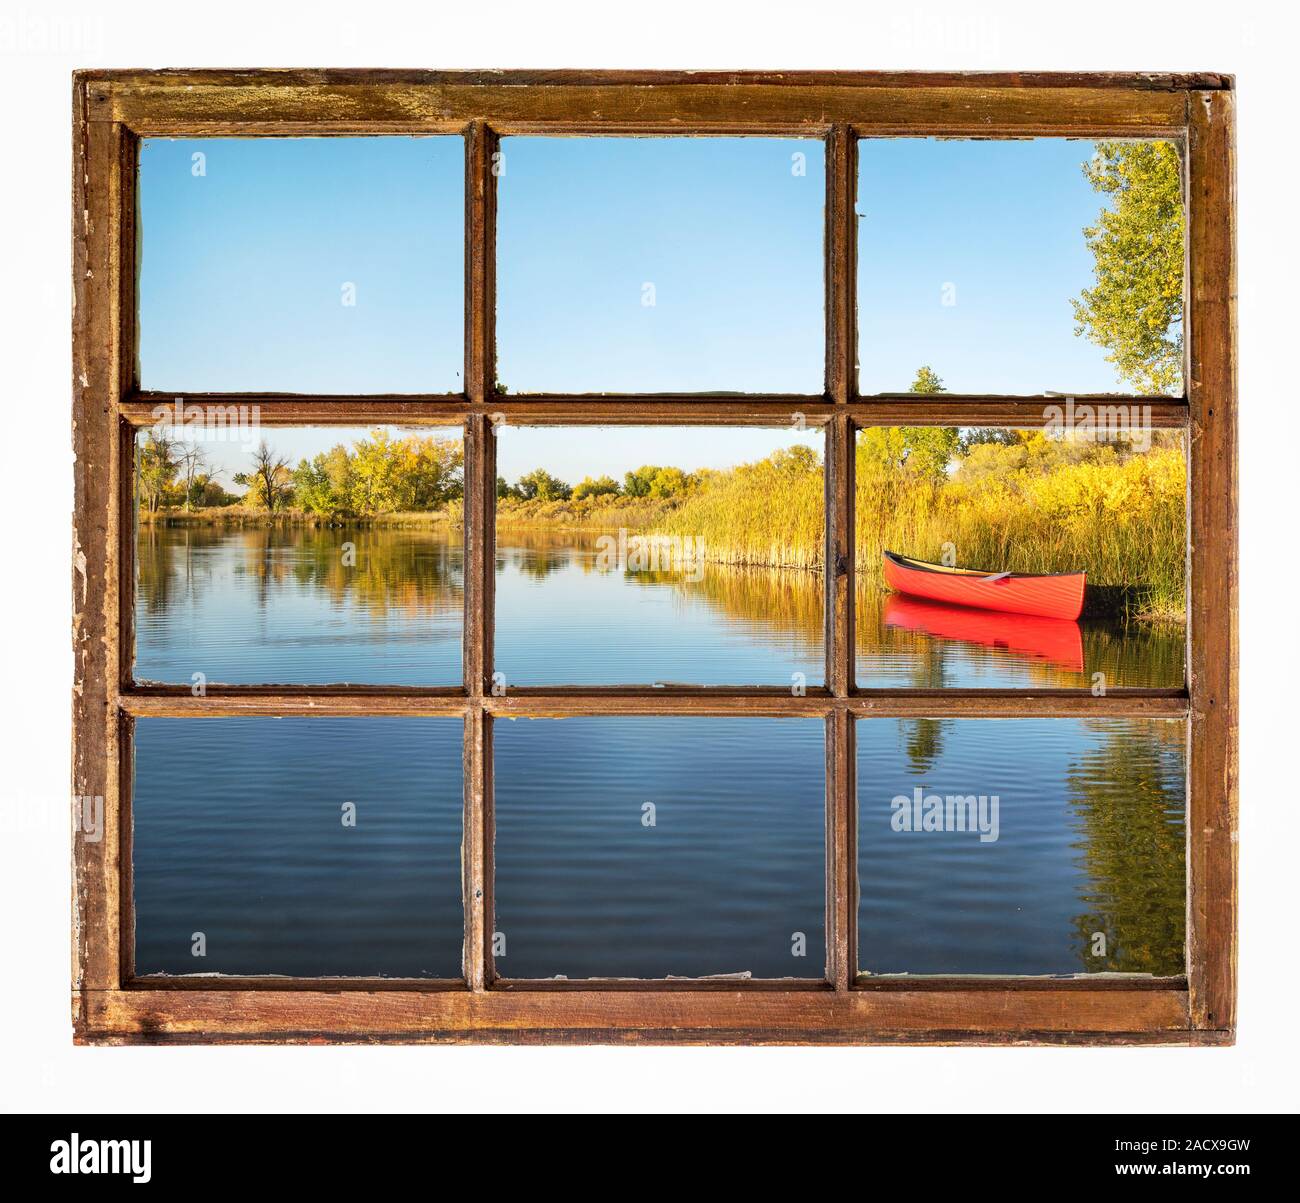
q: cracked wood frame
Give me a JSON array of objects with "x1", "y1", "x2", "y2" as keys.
[{"x1": 71, "y1": 70, "x2": 1237, "y2": 1045}]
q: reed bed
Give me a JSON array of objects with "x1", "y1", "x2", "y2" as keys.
[
  {"x1": 492, "y1": 495, "x2": 674, "y2": 530},
  {"x1": 655, "y1": 455, "x2": 825, "y2": 571},
  {"x1": 854, "y1": 447, "x2": 1187, "y2": 621}
]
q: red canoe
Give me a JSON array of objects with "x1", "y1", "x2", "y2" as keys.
[{"x1": 882, "y1": 551, "x2": 1086, "y2": 621}]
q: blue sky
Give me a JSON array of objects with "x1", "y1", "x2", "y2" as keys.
[
  {"x1": 139, "y1": 137, "x2": 464, "y2": 393},
  {"x1": 139, "y1": 134, "x2": 1155, "y2": 483},
  {"x1": 496, "y1": 136, "x2": 825, "y2": 392},
  {"x1": 857, "y1": 138, "x2": 1140, "y2": 394}
]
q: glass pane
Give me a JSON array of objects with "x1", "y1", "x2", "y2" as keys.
[
  {"x1": 494, "y1": 717, "x2": 825, "y2": 979},
  {"x1": 855, "y1": 426, "x2": 1186, "y2": 688},
  {"x1": 134, "y1": 422, "x2": 464, "y2": 685},
  {"x1": 132, "y1": 718, "x2": 463, "y2": 977},
  {"x1": 858, "y1": 139, "x2": 1184, "y2": 396},
  {"x1": 493, "y1": 425, "x2": 824, "y2": 686},
  {"x1": 857, "y1": 718, "x2": 1186, "y2": 976},
  {"x1": 138, "y1": 137, "x2": 463, "y2": 392},
  {"x1": 497, "y1": 137, "x2": 824, "y2": 392}
]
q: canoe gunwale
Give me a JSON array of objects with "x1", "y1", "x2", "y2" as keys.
[{"x1": 882, "y1": 550, "x2": 1087, "y2": 582}]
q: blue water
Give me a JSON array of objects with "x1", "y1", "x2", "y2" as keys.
[
  {"x1": 135, "y1": 525, "x2": 1181, "y2": 689},
  {"x1": 857, "y1": 718, "x2": 1186, "y2": 976},
  {"x1": 135, "y1": 525, "x2": 463, "y2": 686},
  {"x1": 493, "y1": 716, "x2": 826, "y2": 979},
  {"x1": 493, "y1": 536, "x2": 824, "y2": 687},
  {"x1": 130, "y1": 527, "x2": 1187, "y2": 980},
  {"x1": 132, "y1": 718, "x2": 464, "y2": 977},
  {"x1": 129, "y1": 714, "x2": 1186, "y2": 980}
]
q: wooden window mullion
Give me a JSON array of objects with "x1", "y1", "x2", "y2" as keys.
[
  {"x1": 463, "y1": 121, "x2": 499, "y2": 990},
  {"x1": 823, "y1": 125, "x2": 858, "y2": 987}
]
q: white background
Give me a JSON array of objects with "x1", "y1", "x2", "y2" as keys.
[{"x1": 0, "y1": 0, "x2": 1291, "y2": 1114}]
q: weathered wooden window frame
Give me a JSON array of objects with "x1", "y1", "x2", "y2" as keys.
[{"x1": 71, "y1": 70, "x2": 1236, "y2": 1045}]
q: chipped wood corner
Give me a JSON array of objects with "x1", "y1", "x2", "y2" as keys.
[{"x1": 71, "y1": 70, "x2": 1236, "y2": 1046}]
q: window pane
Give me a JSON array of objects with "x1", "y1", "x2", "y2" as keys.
[
  {"x1": 493, "y1": 425, "x2": 824, "y2": 686},
  {"x1": 857, "y1": 718, "x2": 1186, "y2": 976},
  {"x1": 132, "y1": 718, "x2": 463, "y2": 977},
  {"x1": 858, "y1": 139, "x2": 1184, "y2": 396},
  {"x1": 855, "y1": 426, "x2": 1186, "y2": 688},
  {"x1": 494, "y1": 717, "x2": 825, "y2": 979},
  {"x1": 497, "y1": 137, "x2": 824, "y2": 392},
  {"x1": 134, "y1": 423, "x2": 464, "y2": 685},
  {"x1": 138, "y1": 137, "x2": 463, "y2": 392}
]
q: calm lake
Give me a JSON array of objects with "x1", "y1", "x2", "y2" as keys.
[
  {"x1": 136, "y1": 524, "x2": 1183, "y2": 688},
  {"x1": 131, "y1": 524, "x2": 1186, "y2": 980},
  {"x1": 131, "y1": 713, "x2": 1185, "y2": 979}
]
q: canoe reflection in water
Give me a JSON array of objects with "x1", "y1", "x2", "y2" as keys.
[{"x1": 882, "y1": 595, "x2": 1085, "y2": 674}]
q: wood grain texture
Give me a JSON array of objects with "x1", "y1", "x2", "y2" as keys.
[
  {"x1": 826, "y1": 414, "x2": 855, "y2": 694},
  {"x1": 71, "y1": 90, "x2": 126, "y2": 1005},
  {"x1": 1186, "y1": 91, "x2": 1238, "y2": 1034},
  {"x1": 827, "y1": 710, "x2": 856, "y2": 989},
  {"x1": 81, "y1": 73, "x2": 1200, "y2": 136},
  {"x1": 117, "y1": 690, "x2": 1186, "y2": 719},
  {"x1": 825, "y1": 126, "x2": 856, "y2": 404},
  {"x1": 462, "y1": 128, "x2": 499, "y2": 990},
  {"x1": 851, "y1": 692, "x2": 1187, "y2": 718},
  {"x1": 823, "y1": 131, "x2": 854, "y2": 712},
  {"x1": 120, "y1": 394, "x2": 1189, "y2": 428},
  {"x1": 77, "y1": 69, "x2": 1234, "y2": 90},
  {"x1": 463, "y1": 709, "x2": 492, "y2": 990},
  {"x1": 75, "y1": 984, "x2": 1192, "y2": 1045},
  {"x1": 121, "y1": 692, "x2": 470, "y2": 717}
]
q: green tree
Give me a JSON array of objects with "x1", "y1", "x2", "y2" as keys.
[
  {"x1": 960, "y1": 428, "x2": 1022, "y2": 452},
  {"x1": 175, "y1": 444, "x2": 210, "y2": 512},
  {"x1": 292, "y1": 455, "x2": 337, "y2": 515},
  {"x1": 857, "y1": 370, "x2": 959, "y2": 483},
  {"x1": 572, "y1": 474, "x2": 621, "y2": 500},
  {"x1": 623, "y1": 465, "x2": 660, "y2": 498},
  {"x1": 242, "y1": 441, "x2": 293, "y2": 511},
  {"x1": 646, "y1": 466, "x2": 692, "y2": 499},
  {"x1": 349, "y1": 429, "x2": 403, "y2": 513},
  {"x1": 909, "y1": 365, "x2": 945, "y2": 394},
  {"x1": 768, "y1": 445, "x2": 821, "y2": 475},
  {"x1": 624, "y1": 464, "x2": 696, "y2": 499},
  {"x1": 516, "y1": 467, "x2": 572, "y2": 502},
  {"x1": 1072, "y1": 141, "x2": 1184, "y2": 394},
  {"x1": 138, "y1": 431, "x2": 178, "y2": 513},
  {"x1": 392, "y1": 434, "x2": 464, "y2": 510}
]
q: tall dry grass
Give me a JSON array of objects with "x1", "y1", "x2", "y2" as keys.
[
  {"x1": 492, "y1": 494, "x2": 674, "y2": 530},
  {"x1": 655, "y1": 452, "x2": 825, "y2": 570},
  {"x1": 854, "y1": 443, "x2": 1187, "y2": 620}
]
